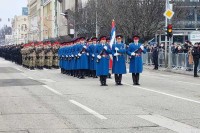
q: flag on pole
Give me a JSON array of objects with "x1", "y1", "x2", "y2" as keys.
[{"x1": 109, "y1": 19, "x2": 116, "y2": 48}]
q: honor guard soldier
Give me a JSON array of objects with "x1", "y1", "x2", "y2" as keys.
[
  {"x1": 127, "y1": 35, "x2": 146, "y2": 85},
  {"x1": 192, "y1": 43, "x2": 200, "y2": 77},
  {"x1": 88, "y1": 37, "x2": 98, "y2": 78},
  {"x1": 77, "y1": 37, "x2": 89, "y2": 79},
  {"x1": 96, "y1": 36, "x2": 112, "y2": 86},
  {"x1": 106, "y1": 37, "x2": 112, "y2": 79},
  {"x1": 112, "y1": 35, "x2": 127, "y2": 85}
]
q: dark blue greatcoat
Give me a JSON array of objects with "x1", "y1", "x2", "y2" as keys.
[
  {"x1": 88, "y1": 44, "x2": 97, "y2": 70},
  {"x1": 127, "y1": 43, "x2": 146, "y2": 73},
  {"x1": 77, "y1": 43, "x2": 89, "y2": 69},
  {"x1": 112, "y1": 43, "x2": 127, "y2": 74},
  {"x1": 96, "y1": 43, "x2": 112, "y2": 76}
]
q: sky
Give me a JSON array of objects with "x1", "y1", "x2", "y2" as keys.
[{"x1": 0, "y1": 0, "x2": 27, "y2": 28}]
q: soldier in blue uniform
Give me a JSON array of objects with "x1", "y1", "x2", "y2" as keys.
[
  {"x1": 88, "y1": 37, "x2": 98, "y2": 78},
  {"x1": 127, "y1": 35, "x2": 146, "y2": 85},
  {"x1": 96, "y1": 36, "x2": 112, "y2": 86},
  {"x1": 77, "y1": 37, "x2": 89, "y2": 79},
  {"x1": 112, "y1": 35, "x2": 126, "y2": 85}
]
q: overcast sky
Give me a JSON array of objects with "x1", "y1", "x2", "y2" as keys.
[{"x1": 0, "y1": 0, "x2": 27, "y2": 28}]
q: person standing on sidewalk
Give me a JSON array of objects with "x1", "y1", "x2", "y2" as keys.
[
  {"x1": 192, "y1": 43, "x2": 200, "y2": 77},
  {"x1": 152, "y1": 44, "x2": 159, "y2": 70}
]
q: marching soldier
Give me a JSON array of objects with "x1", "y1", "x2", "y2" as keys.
[
  {"x1": 88, "y1": 37, "x2": 98, "y2": 78},
  {"x1": 44, "y1": 41, "x2": 53, "y2": 69},
  {"x1": 127, "y1": 35, "x2": 146, "y2": 85},
  {"x1": 96, "y1": 36, "x2": 112, "y2": 86},
  {"x1": 112, "y1": 35, "x2": 126, "y2": 85},
  {"x1": 28, "y1": 42, "x2": 36, "y2": 70},
  {"x1": 77, "y1": 37, "x2": 89, "y2": 79},
  {"x1": 52, "y1": 41, "x2": 60, "y2": 69}
]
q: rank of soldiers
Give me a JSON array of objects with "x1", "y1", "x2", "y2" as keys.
[
  {"x1": 0, "y1": 35, "x2": 146, "y2": 86},
  {"x1": 58, "y1": 35, "x2": 146, "y2": 86}
]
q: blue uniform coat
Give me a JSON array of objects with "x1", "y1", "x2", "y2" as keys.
[
  {"x1": 112, "y1": 43, "x2": 126, "y2": 74},
  {"x1": 127, "y1": 43, "x2": 146, "y2": 73},
  {"x1": 96, "y1": 43, "x2": 112, "y2": 76}
]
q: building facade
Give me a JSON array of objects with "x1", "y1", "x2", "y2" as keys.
[{"x1": 12, "y1": 15, "x2": 28, "y2": 44}]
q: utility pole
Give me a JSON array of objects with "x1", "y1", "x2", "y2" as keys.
[
  {"x1": 164, "y1": 0, "x2": 169, "y2": 68},
  {"x1": 95, "y1": 0, "x2": 98, "y2": 38},
  {"x1": 74, "y1": 0, "x2": 78, "y2": 38}
]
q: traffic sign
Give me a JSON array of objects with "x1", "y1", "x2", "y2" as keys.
[{"x1": 164, "y1": 9, "x2": 174, "y2": 19}]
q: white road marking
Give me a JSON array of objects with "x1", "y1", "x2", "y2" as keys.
[
  {"x1": 21, "y1": 73, "x2": 27, "y2": 76},
  {"x1": 27, "y1": 77, "x2": 34, "y2": 80},
  {"x1": 40, "y1": 79, "x2": 56, "y2": 82},
  {"x1": 138, "y1": 114, "x2": 200, "y2": 133},
  {"x1": 123, "y1": 73, "x2": 200, "y2": 86},
  {"x1": 69, "y1": 100, "x2": 107, "y2": 120},
  {"x1": 42, "y1": 85, "x2": 63, "y2": 96},
  {"x1": 15, "y1": 68, "x2": 23, "y2": 72},
  {"x1": 108, "y1": 79, "x2": 200, "y2": 105}
]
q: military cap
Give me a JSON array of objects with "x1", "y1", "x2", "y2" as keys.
[
  {"x1": 116, "y1": 34, "x2": 123, "y2": 39},
  {"x1": 99, "y1": 36, "x2": 107, "y2": 41}
]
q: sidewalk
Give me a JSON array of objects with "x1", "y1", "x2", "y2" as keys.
[{"x1": 143, "y1": 65, "x2": 195, "y2": 76}]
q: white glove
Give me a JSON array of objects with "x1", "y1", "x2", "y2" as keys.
[
  {"x1": 86, "y1": 53, "x2": 89, "y2": 56},
  {"x1": 71, "y1": 55, "x2": 74, "y2": 57},
  {"x1": 75, "y1": 55, "x2": 78, "y2": 57},
  {"x1": 104, "y1": 46, "x2": 108, "y2": 50},
  {"x1": 140, "y1": 45, "x2": 144, "y2": 50},
  {"x1": 83, "y1": 46, "x2": 87, "y2": 49},
  {"x1": 78, "y1": 53, "x2": 82, "y2": 56},
  {"x1": 115, "y1": 47, "x2": 119, "y2": 51},
  {"x1": 62, "y1": 55, "x2": 64, "y2": 57},
  {"x1": 66, "y1": 55, "x2": 68, "y2": 57},
  {"x1": 92, "y1": 54, "x2": 95, "y2": 57},
  {"x1": 114, "y1": 53, "x2": 119, "y2": 56},
  {"x1": 97, "y1": 55, "x2": 101, "y2": 59},
  {"x1": 131, "y1": 52, "x2": 136, "y2": 56}
]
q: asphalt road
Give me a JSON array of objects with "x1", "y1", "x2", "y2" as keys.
[{"x1": 0, "y1": 57, "x2": 200, "y2": 133}]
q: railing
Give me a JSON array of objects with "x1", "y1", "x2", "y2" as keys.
[{"x1": 142, "y1": 52, "x2": 200, "y2": 72}]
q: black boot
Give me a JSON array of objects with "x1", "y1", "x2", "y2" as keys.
[
  {"x1": 115, "y1": 74, "x2": 118, "y2": 85},
  {"x1": 136, "y1": 73, "x2": 140, "y2": 85},
  {"x1": 132, "y1": 73, "x2": 137, "y2": 85},
  {"x1": 118, "y1": 74, "x2": 123, "y2": 85}
]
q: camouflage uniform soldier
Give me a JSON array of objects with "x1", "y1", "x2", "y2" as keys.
[
  {"x1": 52, "y1": 42, "x2": 60, "y2": 69},
  {"x1": 38, "y1": 42, "x2": 45, "y2": 69},
  {"x1": 44, "y1": 41, "x2": 53, "y2": 69},
  {"x1": 35, "y1": 42, "x2": 40, "y2": 69},
  {"x1": 28, "y1": 42, "x2": 36, "y2": 70}
]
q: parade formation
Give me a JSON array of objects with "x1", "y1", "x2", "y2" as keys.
[{"x1": 0, "y1": 34, "x2": 148, "y2": 86}]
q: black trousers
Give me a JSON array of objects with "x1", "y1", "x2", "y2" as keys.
[
  {"x1": 194, "y1": 59, "x2": 199, "y2": 76},
  {"x1": 100, "y1": 75, "x2": 107, "y2": 85},
  {"x1": 114, "y1": 74, "x2": 122, "y2": 84},
  {"x1": 132, "y1": 73, "x2": 140, "y2": 84},
  {"x1": 153, "y1": 57, "x2": 158, "y2": 69}
]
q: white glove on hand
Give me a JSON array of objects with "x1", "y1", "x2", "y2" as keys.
[
  {"x1": 78, "y1": 53, "x2": 81, "y2": 56},
  {"x1": 140, "y1": 45, "x2": 144, "y2": 50},
  {"x1": 97, "y1": 55, "x2": 101, "y2": 59},
  {"x1": 86, "y1": 53, "x2": 89, "y2": 56},
  {"x1": 104, "y1": 46, "x2": 108, "y2": 50},
  {"x1": 92, "y1": 54, "x2": 95, "y2": 57},
  {"x1": 83, "y1": 46, "x2": 87, "y2": 49},
  {"x1": 71, "y1": 55, "x2": 74, "y2": 57},
  {"x1": 114, "y1": 53, "x2": 119, "y2": 56},
  {"x1": 131, "y1": 52, "x2": 136, "y2": 56},
  {"x1": 115, "y1": 47, "x2": 119, "y2": 51},
  {"x1": 66, "y1": 55, "x2": 68, "y2": 57}
]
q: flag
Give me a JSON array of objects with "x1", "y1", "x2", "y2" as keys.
[{"x1": 109, "y1": 19, "x2": 116, "y2": 48}]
